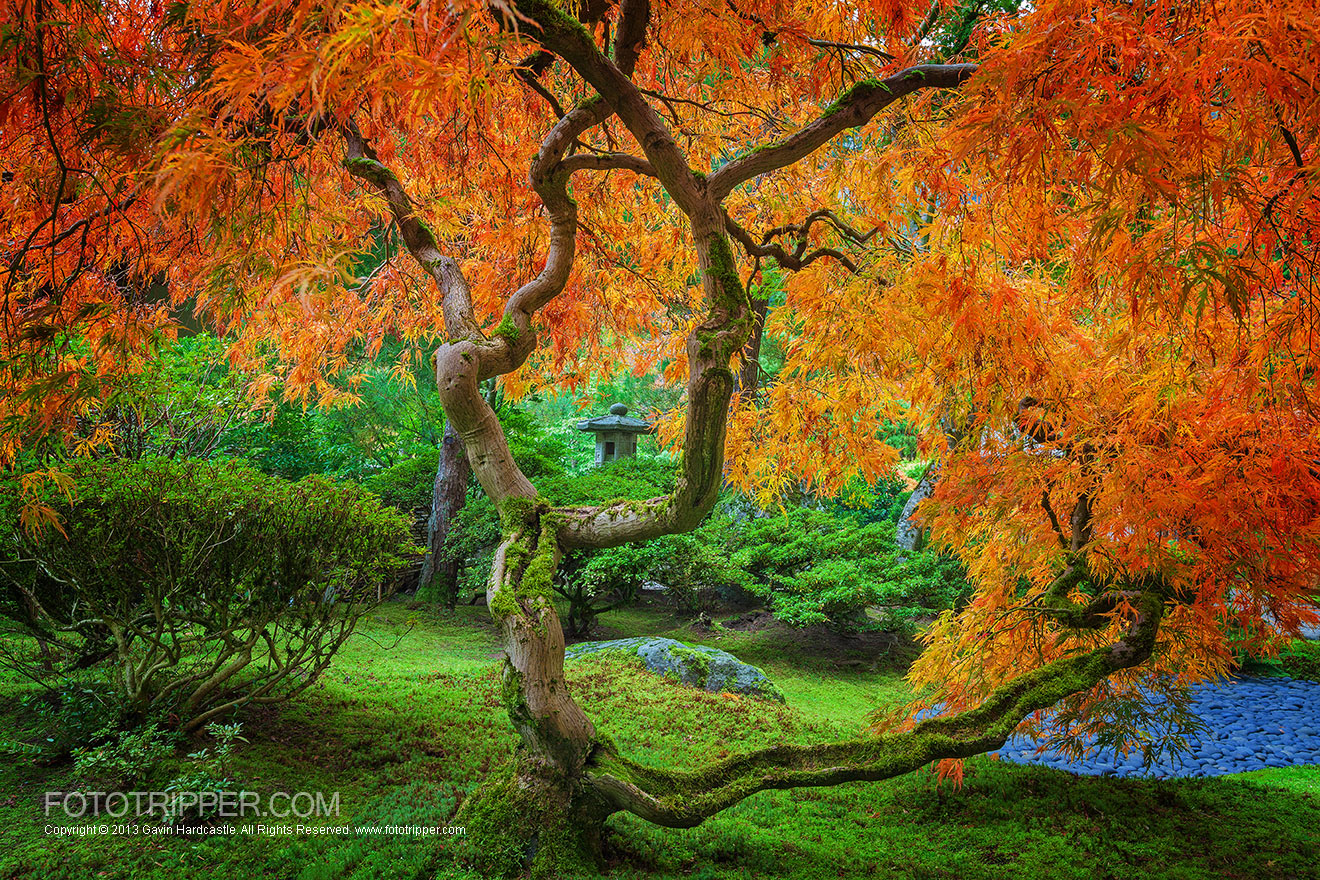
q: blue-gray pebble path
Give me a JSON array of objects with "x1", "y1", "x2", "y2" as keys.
[{"x1": 991, "y1": 675, "x2": 1320, "y2": 778}]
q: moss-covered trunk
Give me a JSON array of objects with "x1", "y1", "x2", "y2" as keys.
[
  {"x1": 458, "y1": 752, "x2": 615, "y2": 878},
  {"x1": 457, "y1": 498, "x2": 616, "y2": 876}
]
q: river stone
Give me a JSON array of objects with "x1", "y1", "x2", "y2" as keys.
[{"x1": 566, "y1": 637, "x2": 785, "y2": 703}]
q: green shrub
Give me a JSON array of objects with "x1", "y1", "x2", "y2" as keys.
[
  {"x1": 647, "y1": 529, "x2": 750, "y2": 614},
  {"x1": 73, "y1": 723, "x2": 179, "y2": 789},
  {"x1": 556, "y1": 541, "x2": 662, "y2": 636},
  {"x1": 1274, "y1": 640, "x2": 1320, "y2": 682},
  {"x1": 19, "y1": 683, "x2": 126, "y2": 759},
  {"x1": 726, "y1": 509, "x2": 971, "y2": 632},
  {"x1": 833, "y1": 473, "x2": 914, "y2": 525},
  {"x1": 161, "y1": 722, "x2": 247, "y2": 823},
  {"x1": 0, "y1": 457, "x2": 415, "y2": 732},
  {"x1": 1230, "y1": 620, "x2": 1320, "y2": 681},
  {"x1": 538, "y1": 455, "x2": 674, "y2": 506},
  {"x1": 451, "y1": 493, "x2": 502, "y2": 602},
  {"x1": 550, "y1": 458, "x2": 677, "y2": 634},
  {"x1": 502, "y1": 407, "x2": 572, "y2": 482},
  {"x1": 364, "y1": 447, "x2": 441, "y2": 510}
]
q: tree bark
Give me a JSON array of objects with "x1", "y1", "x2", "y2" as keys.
[
  {"x1": 737, "y1": 295, "x2": 769, "y2": 397},
  {"x1": 897, "y1": 463, "x2": 937, "y2": 552},
  {"x1": 417, "y1": 421, "x2": 471, "y2": 606}
]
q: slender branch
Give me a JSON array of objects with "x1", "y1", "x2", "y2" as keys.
[
  {"x1": 1041, "y1": 490, "x2": 1068, "y2": 550},
  {"x1": 637, "y1": 87, "x2": 775, "y2": 124},
  {"x1": 909, "y1": 0, "x2": 943, "y2": 50},
  {"x1": 805, "y1": 37, "x2": 894, "y2": 62},
  {"x1": 1279, "y1": 124, "x2": 1305, "y2": 169},
  {"x1": 558, "y1": 152, "x2": 657, "y2": 177},
  {"x1": 707, "y1": 63, "x2": 977, "y2": 200},
  {"x1": 725, "y1": 211, "x2": 878, "y2": 273},
  {"x1": 500, "y1": 96, "x2": 611, "y2": 339},
  {"x1": 514, "y1": 51, "x2": 566, "y2": 118},
  {"x1": 762, "y1": 208, "x2": 878, "y2": 245}
]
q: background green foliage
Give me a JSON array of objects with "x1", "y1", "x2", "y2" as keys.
[
  {"x1": 1, "y1": 326, "x2": 1316, "y2": 880},
  {"x1": 63, "y1": 334, "x2": 448, "y2": 481},
  {"x1": 711, "y1": 508, "x2": 971, "y2": 633}
]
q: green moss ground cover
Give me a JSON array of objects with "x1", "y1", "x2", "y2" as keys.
[{"x1": 1, "y1": 601, "x2": 1316, "y2": 880}]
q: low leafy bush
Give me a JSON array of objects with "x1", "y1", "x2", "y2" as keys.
[
  {"x1": 18, "y1": 682, "x2": 126, "y2": 759},
  {"x1": 646, "y1": 530, "x2": 750, "y2": 614},
  {"x1": 833, "y1": 472, "x2": 913, "y2": 525},
  {"x1": 0, "y1": 457, "x2": 414, "y2": 732},
  {"x1": 364, "y1": 447, "x2": 441, "y2": 510},
  {"x1": 538, "y1": 455, "x2": 675, "y2": 506},
  {"x1": 724, "y1": 509, "x2": 971, "y2": 632},
  {"x1": 451, "y1": 494, "x2": 503, "y2": 602},
  {"x1": 556, "y1": 542, "x2": 660, "y2": 636},
  {"x1": 73, "y1": 723, "x2": 179, "y2": 789},
  {"x1": 161, "y1": 722, "x2": 248, "y2": 823},
  {"x1": 1281, "y1": 641, "x2": 1320, "y2": 681},
  {"x1": 550, "y1": 457, "x2": 677, "y2": 634},
  {"x1": 1243, "y1": 638, "x2": 1320, "y2": 682}
]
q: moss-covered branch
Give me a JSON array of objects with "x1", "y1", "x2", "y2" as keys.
[{"x1": 585, "y1": 590, "x2": 1167, "y2": 827}]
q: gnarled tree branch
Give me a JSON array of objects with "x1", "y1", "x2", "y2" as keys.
[
  {"x1": 586, "y1": 588, "x2": 1167, "y2": 826},
  {"x1": 725, "y1": 210, "x2": 879, "y2": 273}
]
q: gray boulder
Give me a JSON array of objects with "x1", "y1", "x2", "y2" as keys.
[{"x1": 566, "y1": 637, "x2": 785, "y2": 703}]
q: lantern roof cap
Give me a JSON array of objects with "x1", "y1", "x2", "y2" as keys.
[{"x1": 575, "y1": 403, "x2": 652, "y2": 434}]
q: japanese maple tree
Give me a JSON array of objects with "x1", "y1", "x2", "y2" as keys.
[{"x1": 3, "y1": 0, "x2": 1318, "y2": 873}]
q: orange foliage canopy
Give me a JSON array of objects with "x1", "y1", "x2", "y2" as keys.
[{"x1": 3, "y1": 0, "x2": 1319, "y2": 759}]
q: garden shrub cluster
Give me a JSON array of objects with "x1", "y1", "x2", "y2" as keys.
[
  {"x1": 720, "y1": 508, "x2": 972, "y2": 632},
  {"x1": 0, "y1": 457, "x2": 414, "y2": 736}
]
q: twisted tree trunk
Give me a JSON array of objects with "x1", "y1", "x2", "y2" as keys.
[
  {"x1": 897, "y1": 463, "x2": 937, "y2": 552},
  {"x1": 737, "y1": 295, "x2": 769, "y2": 397},
  {"x1": 335, "y1": 3, "x2": 1168, "y2": 874}
]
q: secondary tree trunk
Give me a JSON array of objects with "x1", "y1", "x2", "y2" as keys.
[
  {"x1": 737, "y1": 295, "x2": 768, "y2": 396},
  {"x1": 417, "y1": 421, "x2": 470, "y2": 606},
  {"x1": 897, "y1": 463, "x2": 937, "y2": 552}
]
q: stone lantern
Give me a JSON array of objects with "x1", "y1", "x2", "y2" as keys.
[{"x1": 576, "y1": 403, "x2": 652, "y2": 465}]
